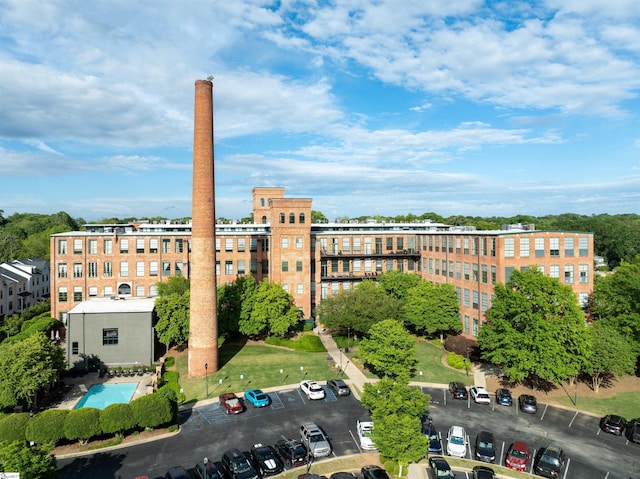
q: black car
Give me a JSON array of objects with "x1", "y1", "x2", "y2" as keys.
[
  {"x1": 423, "y1": 424, "x2": 442, "y2": 454},
  {"x1": 474, "y1": 430, "x2": 496, "y2": 463},
  {"x1": 274, "y1": 439, "x2": 308, "y2": 468},
  {"x1": 361, "y1": 465, "x2": 390, "y2": 479},
  {"x1": 250, "y1": 444, "x2": 284, "y2": 476},
  {"x1": 533, "y1": 446, "x2": 565, "y2": 478},
  {"x1": 495, "y1": 388, "x2": 512, "y2": 406},
  {"x1": 600, "y1": 414, "x2": 627, "y2": 436},
  {"x1": 327, "y1": 379, "x2": 351, "y2": 396},
  {"x1": 518, "y1": 394, "x2": 538, "y2": 414},
  {"x1": 626, "y1": 418, "x2": 640, "y2": 443},
  {"x1": 448, "y1": 381, "x2": 468, "y2": 400},
  {"x1": 427, "y1": 456, "x2": 455, "y2": 479},
  {"x1": 330, "y1": 473, "x2": 356, "y2": 479},
  {"x1": 221, "y1": 448, "x2": 260, "y2": 479},
  {"x1": 194, "y1": 458, "x2": 225, "y2": 479},
  {"x1": 472, "y1": 465, "x2": 495, "y2": 479},
  {"x1": 164, "y1": 466, "x2": 189, "y2": 479}
]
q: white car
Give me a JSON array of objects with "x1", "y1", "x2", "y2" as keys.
[
  {"x1": 356, "y1": 420, "x2": 376, "y2": 450},
  {"x1": 300, "y1": 380, "x2": 325, "y2": 400},
  {"x1": 469, "y1": 386, "x2": 491, "y2": 405},
  {"x1": 446, "y1": 425, "x2": 467, "y2": 458}
]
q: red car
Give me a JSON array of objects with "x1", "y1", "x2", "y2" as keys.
[
  {"x1": 219, "y1": 393, "x2": 243, "y2": 414},
  {"x1": 505, "y1": 441, "x2": 531, "y2": 471}
]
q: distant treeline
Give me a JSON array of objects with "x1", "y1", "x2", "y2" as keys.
[{"x1": 1, "y1": 210, "x2": 639, "y2": 268}]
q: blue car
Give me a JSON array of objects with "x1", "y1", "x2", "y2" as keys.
[
  {"x1": 423, "y1": 424, "x2": 442, "y2": 454},
  {"x1": 495, "y1": 388, "x2": 513, "y2": 406},
  {"x1": 244, "y1": 389, "x2": 270, "y2": 408}
]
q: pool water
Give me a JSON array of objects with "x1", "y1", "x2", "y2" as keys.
[{"x1": 74, "y1": 383, "x2": 139, "y2": 410}]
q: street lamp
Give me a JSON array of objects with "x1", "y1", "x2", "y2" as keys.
[
  {"x1": 465, "y1": 348, "x2": 471, "y2": 377},
  {"x1": 205, "y1": 363, "x2": 208, "y2": 397},
  {"x1": 346, "y1": 327, "x2": 351, "y2": 352}
]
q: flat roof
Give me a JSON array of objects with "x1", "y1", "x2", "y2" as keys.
[{"x1": 68, "y1": 297, "x2": 156, "y2": 314}]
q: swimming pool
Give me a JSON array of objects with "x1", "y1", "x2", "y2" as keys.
[{"x1": 74, "y1": 383, "x2": 139, "y2": 410}]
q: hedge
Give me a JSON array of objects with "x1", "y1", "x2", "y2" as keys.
[
  {"x1": 64, "y1": 408, "x2": 101, "y2": 444},
  {"x1": 100, "y1": 403, "x2": 137, "y2": 436},
  {"x1": 25, "y1": 409, "x2": 69, "y2": 446},
  {"x1": 0, "y1": 412, "x2": 30, "y2": 443},
  {"x1": 130, "y1": 393, "x2": 172, "y2": 429}
]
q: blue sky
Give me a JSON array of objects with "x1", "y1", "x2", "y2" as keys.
[{"x1": 1, "y1": 0, "x2": 639, "y2": 222}]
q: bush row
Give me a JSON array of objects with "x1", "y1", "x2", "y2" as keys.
[
  {"x1": 0, "y1": 392, "x2": 174, "y2": 447},
  {"x1": 447, "y1": 351, "x2": 470, "y2": 370}
]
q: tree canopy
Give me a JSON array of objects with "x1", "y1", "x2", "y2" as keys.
[
  {"x1": 358, "y1": 319, "x2": 417, "y2": 379},
  {"x1": 239, "y1": 280, "x2": 300, "y2": 337},
  {"x1": 403, "y1": 281, "x2": 461, "y2": 340},
  {"x1": 584, "y1": 320, "x2": 636, "y2": 392}
]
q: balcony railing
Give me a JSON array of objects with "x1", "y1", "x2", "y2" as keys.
[{"x1": 320, "y1": 249, "x2": 420, "y2": 257}]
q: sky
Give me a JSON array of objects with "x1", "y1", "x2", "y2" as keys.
[{"x1": 1, "y1": 0, "x2": 640, "y2": 222}]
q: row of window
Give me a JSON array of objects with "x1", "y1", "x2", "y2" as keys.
[
  {"x1": 503, "y1": 236, "x2": 589, "y2": 258},
  {"x1": 70, "y1": 329, "x2": 119, "y2": 353},
  {"x1": 58, "y1": 283, "x2": 158, "y2": 302},
  {"x1": 57, "y1": 238, "x2": 190, "y2": 255},
  {"x1": 277, "y1": 212, "x2": 306, "y2": 224},
  {"x1": 321, "y1": 257, "x2": 417, "y2": 275},
  {"x1": 57, "y1": 261, "x2": 185, "y2": 278},
  {"x1": 319, "y1": 236, "x2": 416, "y2": 254}
]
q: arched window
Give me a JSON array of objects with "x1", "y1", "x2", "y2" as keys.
[
  {"x1": 118, "y1": 283, "x2": 132, "y2": 295},
  {"x1": 289, "y1": 213, "x2": 295, "y2": 224},
  {"x1": 299, "y1": 212, "x2": 306, "y2": 224},
  {"x1": 279, "y1": 213, "x2": 285, "y2": 224},
  {"x1": 261, "y1": 215, "x2": 267, "y2": 224},
  {"x1": 260, "y1": 198, "x2": 265, "y2": 207}
]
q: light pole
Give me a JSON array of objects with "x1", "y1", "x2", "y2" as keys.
[
  {"x1": 346, "y1": 327, "x2": 351, "y2": 352},
  {"x1": 205, "y1": 363, "x2": 208, "y2": 397},
  {"x1": 465, "y1": 348, "x2": 470, "y2": 377},
  {"x1": 339, "y1": 348, "x2": 343, "y2": 373}
]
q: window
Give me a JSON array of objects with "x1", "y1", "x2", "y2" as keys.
[
  {"x1": 463, "y1": 238, "x2": 469, "y2": 254},
  {"x1": 409, "y1": 259, "x2": 416, "y2": 271},
  {"x1": 520, "y1": 237, "x2": 530, "y2": 257},
  {"x1": 225, "y1": 238, "x2": 233, "y2": 252},
  {"x1": 464, "y1": 315, "x2": 470, "y2": 334},
  {"x1": 250, "y1": 259, "x2": 258, "y2": 274},
  {"x1": 376, "y1": 259, "x2": 382, "y2": 272},
  {"x1": 262, "y1": 259, "x2": 269, "y2": 274},
  {"x1": 364, "y1": 238, "x2": 372, "y2": 254},
  {"x1": 104, "y1": 239, "x2": 113, "y2": 254},
  {"x1": 88, "y1": 262, "x2": 98, "y2": 277},
  {"x1": 162, "y1": 261, "x2": 170, "y2": 276},
  {"x1": 73, "y1": 263, "x2": 82, "y2": 278},
  {"x1": 149, "y1": 238, "x2": 158, "y2": 253},
  {"x1": 103, "y1": 328, "x2": 119, "y2": 345},
  {"x1": 150, "y1": 261, "x2": 158, "y2": 276},
  {"x1": 89, "y1": 286, "x2": 98, "y2": 297},
  {"x1": 490, "y1": 238, "x2": 496, "y2": 257},
  {"x1": 150, "y1": 284, "x2": 158, "y2": 296},
  {"x1": 550, "y1": 265, "x2": 560, "y2": 279},
  {"x1": 579, "y1": 236, "x2": 589, "y2": 256},
  {"x1": 396, "y1": 237, "x2": 404, "y2": 250},
  {"x1": 89, "y1": 239, "x2": 98, "y2": 254},
  {"x1": 250, "y1": 238, "x2": 257, "y2": 252},
  {"x1": 535, "y1": 238, "x2": 545, "y2": 257},
  {"x1": 481, "y1": 264, "x2": 488, "y2": 284},
  {"x1": 481, "y1": 292, "x2": 488, "y2": 311},
  {"x1": 472, "y1": 290, "x2": 479, "y2": 309},
  {"x1": 237, "y1": 260, "x2": 245, "y2": 275},
  {"x1": 136, "y1": 238, "x2": 145, "y2": 253},
  {"x1": 237, "y1": 238, "x2": 246, "y2": 252},
  {"x1": 296, "y1": 261, "x2": 303, "y2": 272},
  {"x1": 74, "y1": 239, "x2": 82, "y2": 254},
  {"x1": 579, "y1": 264, "x2": 589, "y2": 283},
  {"x1": 262, "y1": 238, "x2": 269, "y2": 252},
  {"x1": 299, "y1": 212, "x2": 305, "y2": 223},
  {"x1": 58, "y1": 239, "x2": 67, "y2": 254},
  {"x1": 472, "y1": 318, "x2": 478, "y2": 337},
  {"x1": 261, "y1": 215, "x2": 267, "y2": 224},
  {"x1": 215, "y1": 238, "x2": 220, "y2": 252},
  {"x1": 297, "y1": 283, "x2": 304, "y2": 294},
  {"x1": 72, "y1": 342, "x2": 79, "y2": 354},
  {"x1": 104, "y1": 261, "x2": 113, "y2": 277},
  {"x1": 104, "y1": 286, "x2": 113, "y2": 297},
  {"x1": 59, "y1": 287, "x2": 68, "y2": 302},
  {"x1": 579, "y1": 292, "x2": 589, "y2": 309},
  {"x1": 74, "y1": 286, "x2": 82, "y2": 302},
  {"x1": 384, "y1": 237, "x2": 392, "y2": 251},
  {"x1": 136, "y1": 285, "x2": 145, "y2": 297},
  {"x1": 463, "y1": 289, "x2": 470, "y2": 307},
  {"x1": 260, "y1": 197, "x2": 265, "y2": 207},
  {"x1": 281, "y1": 261, "x2": 289, "y2": 272},
  {"x1": 120, "y1": 261, "x2": 129, "y2": 276},
  {"x1": 120, "y1": 239, "x2": 129, "y2": 253},
  {"x1": 279, "y1": 213, "x2": 285, "y2": 224},
  {"x1": 225, "y1": 261, "x2": 233, "y2": 275},
  {"x1": 505, "y1": 266, "x2": 515, "y2": 283},
  {"x1": 215, "y1": 261, "x2": 220, "y2": 275},
  {"x1": 296, "y1": 237, "x2": 303, "y2": 249},
  {"x1": 504, "y1": 238, "x2": 515, "y2": 258},
  {"x1": 464, "y1": 263, "x2": 470, "y2": 281},
  {"x1": 353, "y1": 259, "x2": 361, "y2": 272},
  {"x1": 162, "y1": 238, "x2": 171, "y2": 253},
  {"x1": 175, "y1": 261, "x2": 183, "y2": 275},
  {"x1": 353, "y1": 238, "x2": 361, "y2": 251},
  {"x1": 281, "y1": 238, "x2": 289, "y2": 248},
  {"x1": 456, "y1": 262, "x2": 461, "y2": 279},
  {"x1": 58, "y1": 263, "x2": 68, "y2": 278},
  {"x1": 564, "y1": 264, "x2": 574, "y2": 284},
  {"x1": 472, "y1": 264, "x2": 478, "y2": 282},
  {"x1": 550, "y1": 237, "x2": 560, "y2": 256},
  {"x1": 386, "y1": 259, "x2": 393, "y2": 272},
  {"x1": 491, "y1": 265, "x2": 496, "y2": 284},
  {"x1": 342, "y1": 237, "x2": 350, "y2": 252},
  {"x1": 456, "y1": 237, "x2": 461, "y2": 253},
  {"x1": 136, "y1": 261, "x2": 145, "y2": 276},
  {"x1": 471, "y1": 237, "x2": 477, "y2": 255},
  {"x1": 175, "y1": 239, "x2": 183, "y2": 253}
]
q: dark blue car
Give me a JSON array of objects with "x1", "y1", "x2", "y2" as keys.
[
  {"x1": 495, "y1": 388, "x2": 512, "y2": 406},
  {"x1": 423, "y1": 424, "x2": 442, "y2": 454}
]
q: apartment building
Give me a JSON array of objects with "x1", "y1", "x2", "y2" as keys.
[
  {"x1": 50, "y1": 187, "x2": 594, "y2": 338},
  {"x1": 0, "y1": 258, "x2": 50, "y2": 319}
]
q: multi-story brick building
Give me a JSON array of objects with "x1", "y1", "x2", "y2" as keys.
[{"x1": 50, "y1": 187, "x2": 594, "y2": 338}]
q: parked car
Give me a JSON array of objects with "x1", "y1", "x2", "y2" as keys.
[
  {"x1": 274, "y1": 439, "x2": 308, "y2": 468},
  {"x1": 361, "y1": 465, "x2": 390, "y2": 479},
  {"x1": 472, "y1": 465, "x2": 495, "y2": 479},
  {"x1": 327, "y1": 379, "x2": 350, "y2": 396},
  {"x1": 505, "y1": 441, "x2": 531, "y2": 471},
  {"x1": 474, "y1": 430, "x2": 496, "y2": 463},
  {"x1": 221, "y1": 448, "x2": 260, "y2": 479},
  {"x1": 164, "y1": 467, "x2": 189, "y2": 479},
  {"x1": 448, "y1": 382, "x2": 468, "y2": 400},
  {"x1": 626, "y1": 418, "x2": 640, "y2": 443},
  {"x1": 356, "y1": 420, "x2": 376, "y2": 450},
  {"x1": 518, "y1": 394, "x2": 538, "y2": 414},
  {"x1": 423, "y1": 423, "x2": 442, "y2": 455},
  {"x1": 300, "y1": 422, "x2": 331, "y2": 457},
  {"x1": 250, "y1": 443, "x2": 284, "y2": 476},
  {"x1": 495, "y1": 388, "x2": 513, "y2": 406},
  {"x1": 194, "y1": 458, "x2": 225, "y2": 479},
  {"x1": 470, "y1": 386, "x2": 491, "y2": 405},
  {"x1": 219, "y1": 393, "x2": 243, "y2": 414},
  {"x1": 330, "y1": 473, "x2": 356, "y2": 479},
  {"x1": 600, "y1": 414, "x2": 627, "y2": 436},
  {"x1": 533, "y1": 446, "x2": 565, "y2": 478},
  {"x1": 427, "y1": 456, "x2": 455, "y2": 479},
  {"x1": 446, "y1": 425, "x2": 467, "y2": 458},
  {"x1": 244, "y1": 389, "x2": 270, "y2": 408},
  {"x1": 300, "y1": 380, "x2": 325, "y2": 400}
]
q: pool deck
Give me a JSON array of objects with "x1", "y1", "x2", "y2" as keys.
[{"x1": 55, "y1": 371, "x2": 156, "y2": 410}]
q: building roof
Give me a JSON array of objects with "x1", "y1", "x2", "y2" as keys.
[{"x1": 68, "y1": 297, "x2": 156, "y2": 314}]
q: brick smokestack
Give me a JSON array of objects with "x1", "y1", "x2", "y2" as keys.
[{"x1": 188, "y1": 79, "x2": 218, "y2": 377}]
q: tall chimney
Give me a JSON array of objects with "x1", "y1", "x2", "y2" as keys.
[{"x1": 188, "y1": 79, "x2": 218, "y2": 377}]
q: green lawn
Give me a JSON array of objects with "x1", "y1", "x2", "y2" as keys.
[{"x1": 545, "y1": 390, "x2": 640, "y2": 420}]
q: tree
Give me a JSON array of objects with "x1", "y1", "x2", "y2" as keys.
[
  {"x1": 99, "y1": 403, "x2": 137, "y2": 437},
  {"x1": 311, "y1": 210, "x2": 328, "y2": 223},
  {"x1": 218, "y1": 275, "x2": 257, "y2": 336},
  {"x1": 403, "y1": 281, "x2": 461, "y2": 341},
  {"x1": 25, "y1": 409, "x2": 68, "y2": 446},
  {"x1": 154, "y1": 289, "x2": 190, "y2": 350},
  {"x1": 239, "y1": 281, "x2": 300, "y2": 337},
  {"x1": 0, "y1": 441, "x2": 59, "y2": 479},
  {"x1": 584, "y1": 321, "x2": 636, "y2": 392},
  {"x1": 130, "y1": 393, "x2": 173, "y2": 429},
  {"x1": 478, "y1": 268, "x2": 591, "y2": 386},
  {"x1": 377, "y1": 271, "x2": 422, "y2": 301},
  {"x1": 0, "y1": 412, "x2": 30, "y2": 443},
  {"x1": 359, "y1": 319, "x2": 417, "y2": 379},
  {"x1": 63, "y1": 408, "x2": 101, "y2": 444},
  {"x1": 361, "y1": 378, "x2": 429, "y2": 418},
  {"x1": 372, "y1": 412, "x2": 428, "y2": 473}
]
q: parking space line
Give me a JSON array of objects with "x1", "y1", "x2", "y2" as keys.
[
  {"x1": 270, "y1": 392, "x2": 285, "y2": 410},
  {"x1": 540, "y1": 404, "x2": 549, "y2": 420},
  {"x1": 603, "y1": 471, "x2": 609, "y2": 479},
  {"x1": 568, "y1": 411, "x2": 579, "y2": 428},
  {"x1": 562, "y1": 457, "x2": 570, "y2": 479},
  {"x1": 296, "y1": 388, "x2": 307, "y2": 405},
  {"x1": 323, "y1": 387, "x2": 338, "y2": 402},
  {"x1": 348, "y1": 430, "x2": 362, "y2": 453}
]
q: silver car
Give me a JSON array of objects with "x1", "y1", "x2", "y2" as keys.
[{"x1": 300, "y1": 422, "x2": 331, "y2": 458}]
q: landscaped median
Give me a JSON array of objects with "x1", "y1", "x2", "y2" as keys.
[{"x1": 437, "y1": 456, "x2": 537, "y2": 478}]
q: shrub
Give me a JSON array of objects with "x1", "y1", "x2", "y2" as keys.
[
  {"x1": 162, "y1": 370, "x2": 179, "y2": 384},
  {"x1": 26, "y1": 409, "x2": 69, "y2": 446},
  {"x1": 0, "y1": 413, "x2": 30, "y2": 443},
  {"x1": 0, "y1": 441, "x2": 58, "y2": 479},
  {"x1": 164, "y1": 356, "x2": 175, "y2": 368},
  {"x1": 444, "y1": 334, "x2": 478, "y2": 358},
  {"x1": 131, "y1": 393, "x2": 172, "y2": 429},
  {"x1": 64, "y1": 408, "x2": 101, "y2": 444},
  {"x1": 100, "y1": 403, "x2": 137, "y2": 436},
  {"x1": 447, "y1": 351, "x2": 470, "y2": 370}
]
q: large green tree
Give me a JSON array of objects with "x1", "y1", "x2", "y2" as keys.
[
  {"x1": 478, "y1": 268, "x2": 591, "y2": 385},
  {"x1": 361, "y1": 378, "x2": 429, "y2": 418},
  {"x1": 218, "y1": 275, "x2": 257, "y2": 336},
  {"x1": 403, "y1": 281, "x2": 461, "y2": 341},
  {"x1": 373, "y1": 412, "x2": 428, "y2": 473},
  {"x1": 359, "y1": 319, "x2": 417, "y2": 379},
  {"x1": 239, "y1": 280, "x2": 300, "y2": 337},
  {"x1": 377, "y1": 271, "x2": 422, "y2": 301},
  {"x1": 584, "y1": 320, "x2": 636, "y2": 392},
  {"x1": 0, "y1": 441, "x2": 59, "y2": 479},
  {"x1": 154, "y1": 289, "x2": 190, "y2": 350}
]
